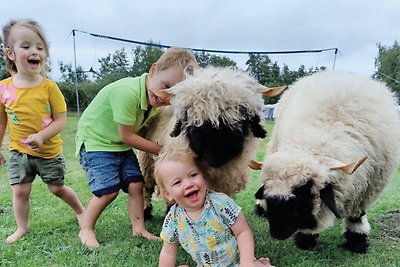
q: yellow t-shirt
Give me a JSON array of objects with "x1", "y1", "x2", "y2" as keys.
[{"x1": 0, "y1": 77, "x2": 66, "y2": 158}]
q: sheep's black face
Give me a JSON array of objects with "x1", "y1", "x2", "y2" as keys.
[
  {"x1": 185, "y1": 120, "x2": 245, "y2": 167},
  {"x1": 170, "y1": 108, "x2": 266, "y2": 168},
  {"x1": 265, "y1": 180, "x2": 318, "y2": 240}
]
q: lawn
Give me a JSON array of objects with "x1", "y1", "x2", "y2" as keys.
[{"x1": 0, "y1": 116, "x2": 399, "y2": 266}]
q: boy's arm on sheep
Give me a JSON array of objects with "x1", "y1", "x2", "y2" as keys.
[{"x1": 118, "y1": 124, "x2": 162, "y2": 154}]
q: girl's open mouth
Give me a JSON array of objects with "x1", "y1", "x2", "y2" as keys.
[
  {"x1": 185, "y1": 190, "x2": 199, "y2": 200},
  {"x1": 28, "y1": 58, "x2": 40, "y2": 66}
]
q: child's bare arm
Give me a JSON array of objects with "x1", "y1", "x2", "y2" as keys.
[
  {"x1": 0, "y1": 110, "x2": 7, "y2": 165},
  {"x1": 159, "y1": 241, "x2": 179, "y2": 267},
  {"x1": 231, "y1": 211, "x2": 258, "y2": 267},
  {"x1": 118, "y1": 124, "x2": 162, "y2": 154},
  {"x1": 24, "y1": 112, "x2": 67, "y2": 150}
]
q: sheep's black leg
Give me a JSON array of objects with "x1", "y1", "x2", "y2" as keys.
[
  {"x1": 342, "y1": 212, "x2": 369, "y2": 253},
  {"x1": 144, "y1": 203, "x2": 153, "y2": 221},
  {"x1": 294, "y1": 232, "x2": 319, "y2": 250}
]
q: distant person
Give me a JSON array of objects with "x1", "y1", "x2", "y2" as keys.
[
  {"x1": 267, "y1": 107, "x2": 274, "y2": 121},
  {"x1": 0, "y1": 19, "x2": 84, "y2": 243},
  {"x1": 154, "y1": 149, "x2": 275, "y2": 267},
  {"x1": 76, "y1": 47, "x2": 198, "y2": 248}
]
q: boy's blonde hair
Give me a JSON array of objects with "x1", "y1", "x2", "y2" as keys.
[
  {"x1": 2, "y1": 19, "x2": 50, "y2": 76},
  {"x1": 156, "y1": 47, "x2": 198, "y2": 75},
  {"x1": 154, "y1": 147, "x2": 199, "y2": 192}
]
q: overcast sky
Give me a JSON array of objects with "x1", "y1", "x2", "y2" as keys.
[{"x1": 1, "y1": 0, "x2": 399, "y2": 81}]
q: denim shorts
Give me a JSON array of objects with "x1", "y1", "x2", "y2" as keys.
[
  {"x1": 7, "y1": 151, "x2": 66, "y2": 186},
  {"x1": 79, "y1": 144, "x2": 144, "y2": 197}
]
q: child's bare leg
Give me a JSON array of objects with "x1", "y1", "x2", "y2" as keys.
[
  {"x1": 6, "y1": 183, "x2": 32, "y2": 243},
  {"x1": 47, "y1": 184, "x2": 85, "y2": 225},
  {"x1": 127, "y1": 182, "x2": 160, "y2": 240},
  {"x1": 78, "y1": 192, "x2": 118, "y2": 248}
]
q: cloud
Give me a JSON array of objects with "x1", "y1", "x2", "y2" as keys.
[{"x1": 1, "y1": 0, "x2": 399, "y2": 80}]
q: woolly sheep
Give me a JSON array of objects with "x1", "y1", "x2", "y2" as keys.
[
  {"x1": 139, "y1": 67, "x2": 284, "y2": 218},
  {"x1": 254, "y1": 71, "x2": 400, "y2": 253}
]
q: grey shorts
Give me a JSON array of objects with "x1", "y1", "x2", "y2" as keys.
[{"x1": 7, "y1": 151, "x2": 66, "y2": 186}]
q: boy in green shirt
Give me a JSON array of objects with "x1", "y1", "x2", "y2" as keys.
[{"x1": 76, "y1": 47, "x2": 198, "y2": 248}]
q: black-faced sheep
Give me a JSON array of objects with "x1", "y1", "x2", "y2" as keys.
[
  {"x1": 139, "y1": 67, "x2": 285, "y2": 218},
  {"x1": 254, "y1": 71, "x2": 400, "y2": 253}
]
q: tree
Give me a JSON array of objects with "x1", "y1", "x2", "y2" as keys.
[
  {"x1": 58, "y1": 61, "x2": 89, "y2": 84},
  {"x1": 0, "y1": 37, "x2": 10, "y2": 80},
  {"x1": 374, "y1": 41, "x2": 400, "y2": 99},
  {"x1": 98, "y1": 48, "x2": 130, "y2": 77},
  {"x1": 195, "y1": 51, "x2": 237, "y2": 68},
  {"x1": 130, "y1": 43, "x2": 164, "y2": 77},
  {"x1": 246, "y1": 54, "x2": 273, "y2": 85}
]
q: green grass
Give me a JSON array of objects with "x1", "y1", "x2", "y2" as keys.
[{"x1": 1, "y1": 118, "x2": 399, "y2": 266}]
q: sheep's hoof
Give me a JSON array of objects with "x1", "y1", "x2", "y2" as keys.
[
  {"x1": 294, "y1": 232, "x2": 318, "y2": 250},
  {"x1": 144, "y1": 203, "x2": 153, "y2": 221},
  {"x1": 342, "y1": 231, "x2": 369, "y2": 253}
]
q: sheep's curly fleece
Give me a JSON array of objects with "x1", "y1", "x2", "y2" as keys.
[
  {"x1": 171, "y1": 67, "x2": 264, "y2": 127},
  {"x1": 260, "y1": 70, "x2": 400, "y2": 231},
  {"x1": 139, "y1": 67, "x2": 265, "y2": 203}
]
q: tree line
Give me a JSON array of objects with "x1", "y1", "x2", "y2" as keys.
[{"x1": 1, "y1": 39, "x2": 399, "y2": 111}]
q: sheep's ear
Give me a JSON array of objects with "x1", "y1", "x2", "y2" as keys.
[
  {"x1": 255, "y1": 185, "x2": 265, "y2": 199},
  {"x1": 329, "y1": 156, "x2": 367, "y2": 175},
  {"x1": 257, "y1": 85, "x2": 287, "y2": 96},
  {"x1": 320, "y1": 184, "x2": 341, "y2": 218},
  {"x1": 249, "y1": 160, "x2": 263, "y2": 170},
  {"x1": 151, "y1": 88, "x2": 174, "y2": 103},
  {"x1": 249, "y1": 115, "x2": 267, "y2": 138},
  {"x1": 170, "y1": 120, "x2": 183, "y2": 137}
]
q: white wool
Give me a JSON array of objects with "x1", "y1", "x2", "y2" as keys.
[
  {"x1": 171, "y1": 67, "x2": 264, "y2": 127},
  {"x1": 260, "y1": 71, "x2": 400, "y2": 231},
  {"x1": 139, "y1": 67, "x2": 266, "y2": 206}
]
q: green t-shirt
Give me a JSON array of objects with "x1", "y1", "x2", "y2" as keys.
[{"x1": 75, "y1": 73, "x2": 157, "y2": 154}]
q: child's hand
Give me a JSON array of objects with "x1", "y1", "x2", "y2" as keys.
[
  {"x1": 0, "y1": 152, "x2": 6, "y2": 165},
  {"x1": 22, "y1": 134, "x2": 44, "y2": 151}
]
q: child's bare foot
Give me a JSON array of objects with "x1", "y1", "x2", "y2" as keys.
[
  {"x1": 79, "y1": 229, "x2": 100, "y2": 248},
  {"x1": 6, "y1": 228, "x2": 28, "y2": 243},
  {"x1": 257, "y1": 257, "x2": 275, "y2": 267},
  {"x1": 76, "y1": 211, "x2": 85, "y2": 228},
  {"x1": 133, "y1": 229, "x2": 161, "y2": 241}
]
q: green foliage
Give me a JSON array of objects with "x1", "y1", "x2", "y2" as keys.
[
  {"x1": 246, "y1": 54, "x2": 326, "y2": 104},
  {"x1": 98, "y1": 48, "x2": 130, "y2": 77},
  {"x1": 195, "y1": 51, "x2": 237, "y2": 68},
  {"x1": 58, "y1": 62, "x2": 89, "y2": 84},
  {"x1": 58, "y1": 44, "x2": 328, "y2": 110},
  {"x1": 0, "y1": 37, "x2": 10, "y2": 80},
  {"x1": 374, "y1": 41, "x2": 400, "y2": 101},
  {"x1": 130, "y1": 43, "x2": 164, "y2": 77}
]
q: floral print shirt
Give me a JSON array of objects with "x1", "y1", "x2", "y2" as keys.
[{"x1": 161, "y1": 190, "x2": 241, "y2": 267}]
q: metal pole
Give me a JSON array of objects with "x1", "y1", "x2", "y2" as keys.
[
  {"x1": 72, "y1": 29, "x2": 80, "y2": 116},
  {"x1": 332, "y1": 48, "x2": 338, "y2": 70}
]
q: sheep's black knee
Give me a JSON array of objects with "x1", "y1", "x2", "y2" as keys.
[
  {"x1": 342, "y1": 230, "x2": 369, "y2": 253},
  {"x1": 294, "y1": 232, "x2": 319, "y2": 250},
  {"x1": 144, "y1": 203, "x2": 153, "y2": 221}
]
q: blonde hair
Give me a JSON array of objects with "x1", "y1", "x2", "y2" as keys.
[
  {"x1": 154, "y1": 148, "x2": 199, "y2": 192},
  {"x1": 2, "y1": 19, "x2": 50, "y2": 76},
  {"x1": 156, "y1": 47, "x2": 198, "y2": 75}
]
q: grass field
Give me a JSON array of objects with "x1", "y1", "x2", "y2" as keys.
[{"x1": 0, "y1": 115, "x2": 399, "y2": 266}]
